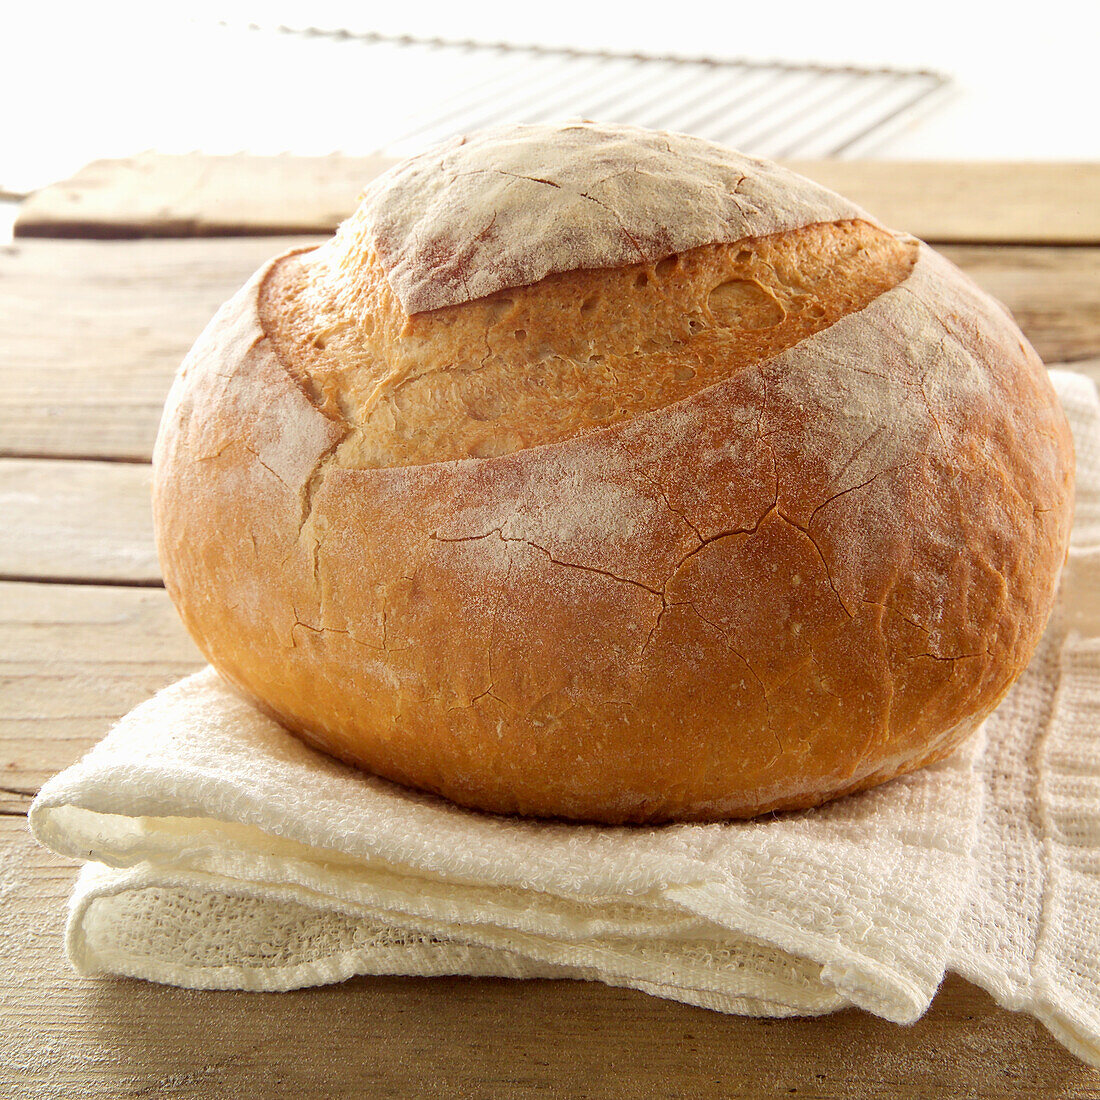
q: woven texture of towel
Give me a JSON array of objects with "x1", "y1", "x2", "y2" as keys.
[{"x1": 28, "y1": 368, "x2": 1100, "y2": 1066}]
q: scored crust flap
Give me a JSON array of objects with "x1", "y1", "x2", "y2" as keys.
[{"x1": 315, "y1": 121, "x2": 877, "y2": 314}]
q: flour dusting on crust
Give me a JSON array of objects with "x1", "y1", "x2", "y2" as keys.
[{"x1": 316, "y1": 121, "x2": 877, "y2": 314}]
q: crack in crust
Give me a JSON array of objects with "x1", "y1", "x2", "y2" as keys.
[{"x1": 430, "y1": 526, "x2": 664, "y2": 596}]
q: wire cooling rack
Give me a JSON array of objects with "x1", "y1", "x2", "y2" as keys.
[
  {"x1": 0, "y1": 15, "x2": 952, "y2": 233},
  {"x1": 263, "y1": 25, "x2": 951, "y2": 161}
]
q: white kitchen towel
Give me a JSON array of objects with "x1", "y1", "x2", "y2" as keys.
[{"x1": 28, "y1": 368, "x2": 1100, "y2": 1067}]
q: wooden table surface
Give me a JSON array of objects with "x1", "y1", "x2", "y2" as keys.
[{"x1": 3, "y1": 156, "x2": 1100, "y2": 1099}]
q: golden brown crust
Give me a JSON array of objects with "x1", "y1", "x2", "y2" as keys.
[{"x1": 152, "y1": 226, "x2": 1074, "y2": 822}]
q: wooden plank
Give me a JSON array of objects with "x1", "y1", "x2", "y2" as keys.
[
  {"x1": 14, "y1": 154, "x2": 1100, "y2": 245},
  {"x1": 0, "y1": 459, "x2": 158, "y2": 584},
  {"x1": 0, "y1": 582, "x2": 203, "y2": 813},
  {"x1": 0, "y1": 235, "x2": 322, "y2": 461},
  {"x1": 786, "y1": 160, "x2": 1100, "y2": 246},
  {"x1": 2, "y1": 237, "x2": 1099, "y2": 463},
  {"x1": 13, "y1": 153, "x2": 394, "y2": 240},
  {"x1": 1, "y1": 811, "x2": 1097, "y2": 1098}
]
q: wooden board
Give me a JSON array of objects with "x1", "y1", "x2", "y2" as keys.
[
  {"x1": 0, "y1": 581, "x2": 202, "y2": 814},
  {"x1": 14, "y1": 153, "x2": 1100, "y2": 245},
  {"x1": 6, "y1": 159, "x2": 1100, "y2": 1095},
  {"x1": 2, "y1": 237, "x2": 1098, "y2": 462},
  {"x1": 0, "y1": 459, "x2": 158, "y2": 584}
]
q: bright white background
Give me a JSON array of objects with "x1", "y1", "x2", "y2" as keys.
[{"x1": 2, "y1": 0, "x2": 1097, "y2": 203}]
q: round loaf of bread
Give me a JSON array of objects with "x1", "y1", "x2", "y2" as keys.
[{"x1": 152, "y1": 122, "x2": 1075, "y2": 823}]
